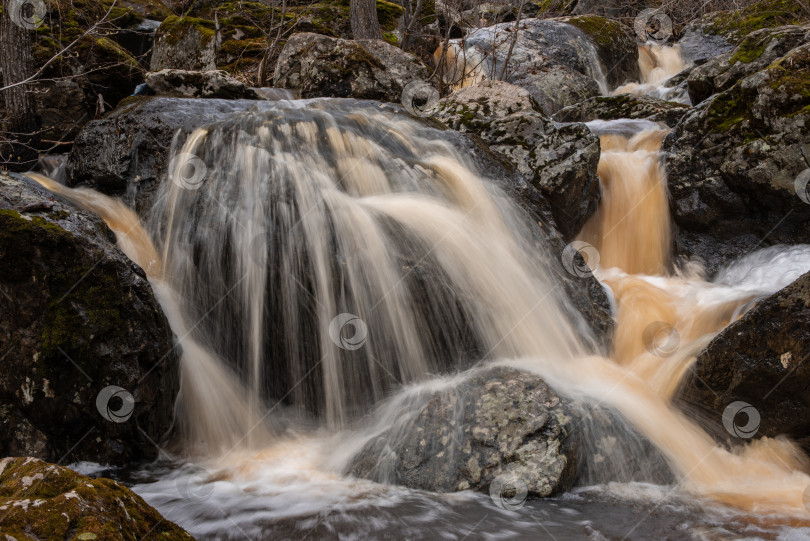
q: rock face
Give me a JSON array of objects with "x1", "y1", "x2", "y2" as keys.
[
  {"x1": 145, "y1": 69, "x2": 260, "y2": 99},
  {"x1": 151, "y1": 16, "x2": 218, "y2": 71},
  {"x1": 687, "y1": 25, "x2": 810, "y2": 104},
  {"x1": 676, "y1": 271, "x2": 810, "y2": 451},
  {"x1": 450, "y1": 17, "x2": 638, "y2": 114},
  {"x1": 663, "y1": 39, "x2": 810, "y2": 272},
  {"x1": 347, "y1": 367, "x2": 577, "y2": 497},
  {"x1": 434, "y1": 81, "x2": 601, "y2": 239},
  {"x1": 273, "y1": 33, "x2": 429, "y2": 101},
  {"x1": 0, "y1": 173, "x2": 179, "y2": 464},
  {"x1": 553, "y1": 94, "x2": 690, "y2": 127},
  {"x1": 67, "y1": 97, "x2": 280, "y2": 215},
  {"x1": 0, "y1": 457, "x2": 191, "y2": 539},
  {"x1": 677, "y1": 0, "x2": 809, "y2": 64}
]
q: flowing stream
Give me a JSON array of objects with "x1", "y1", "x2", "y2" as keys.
[{"x1": 28, "y1": 43, "x2": 810, "y2": 539}]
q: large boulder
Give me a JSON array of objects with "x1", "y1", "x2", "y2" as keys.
[
  {"x1": 0, "y1": 457, "x2": 191, "y2": 539},
  {"x1": 678, "y1": 0, "x2": 810, "y2": 64},
  {"x1": 145, "y1": 69, "x2": 260, "y2": 99},
  {"x1": 675, "y1": 271, "x2": 810, "y2": 451},
  {"x1": 553, "y1": 94, "x2": 690, "y2": 127},
  {"x1": 66, "y1": 97, "x2": 280, "y2": 215},
  {"x1": 347, "y1": 367, "x2": 577, "y2": 497},
  {"x1": 150, "y1": 16, "x2": 219, "y2": 71},
  {"x1": 434, "y1": 81, "x2": 601, "y2": 239},
  {"x1": 687, "y1": 25, "x2": 810, "y2": 104},
  {"x1": 273, "y1": 33, "x2": 429, "y2": 101},
  {"x1": 663, "y1": 40, "x2": 810, "y2": 272},
  {"x1": 0, "y1": 173, "x2": 179, "y2": 464},
  {"x1": 447, "y1": 17, "x2": 638, "y2": 115}
]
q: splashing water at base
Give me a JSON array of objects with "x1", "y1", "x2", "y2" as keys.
[
  {"x1": 614, "y1": 42, "x2": 691, "y2": 103},
  {"x1": 26, "y1": 90, "x2": 810, "y2": 535}
]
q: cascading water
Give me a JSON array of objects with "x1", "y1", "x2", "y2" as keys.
[{"x1": 27, "y1": 43, "x2": 810, "y2": 539}]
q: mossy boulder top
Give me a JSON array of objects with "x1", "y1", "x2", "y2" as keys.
[{"x1": 0, "y1": 457, "x2": 191, "y2": 540}]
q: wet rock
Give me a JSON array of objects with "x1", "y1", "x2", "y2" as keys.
[
  {"x1": 66, "y1": 96, "x2": 280, "y2": 215},
  {"x1": 449, "y1": 17, "x2": 638, "y2": 114},
  {"x1": 675, "y1": 271, "x2": 810, "y2": 452},
  {"x1": 553, "y1": 94, "x2": 690, "y2": 127},
  {"x1": 151, "y1": 16, "x2": 219, "y2": 71},
  {"x1": 663, "y1": 41, "x2": 810, "y2": 273},
  {"x1": 145, "y1": 69, "x2": 260, "y2": 99},
  {"x1": 347, "y1": 366, "x2": 577, "y2": 497},
  {"x1": 434, "y1": 81, "x2": 601, "y2": 239},
  {"x1": 273, "y1": 33, "x2": 429, "y2": 101},
  {"x1": 0, "y1": 173, "x2": 179, "y2": 464},
  {"x1": 687, "y1": 25, "x2": 810, "y2": 104},
  {"x1": 0, "y1": 457, "x2": 191, "y2": 539}
]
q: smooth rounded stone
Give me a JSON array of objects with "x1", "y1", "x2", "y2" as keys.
[
  {"x1": 434, "y1": 81, "x2": 601, "y2": 239},
  {"x1": 151, "y1": 16, "x2": 218, "y2": 71},
  {"x1": 449, "y1": 17, "x2": 638, "y2": 115},
  {"x1": 553, "y1": 94, "x2": 690, "y2": 127},
  {"x1": 347, "y1": 366, "x2": 577, "y2": 497},
  {"x1": 145, "y1": 69, "x2": 261, "y2": 99},
  {"x1": 0, "y1": 457, "x2": 191, "y2": 539},
  {"x1": 663, "y1": 40, "x2": 810, "y2": 273},
  {"x1": 687, "y1": 25, "x2": 810, "y2": 104},
  {"x1": 0, "y1": 172, "x2": 179, "y2": 464},
  {"x1": 675, "y1": 270, "x2": 810, "y2": 453},
  {"x1": 273, "y1": 33, "x2": 429, "y2": 101}
]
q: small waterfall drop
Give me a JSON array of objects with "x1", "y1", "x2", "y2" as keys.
[{"x1": 24, "y1": 43, "x2": 810, "y2": 536}]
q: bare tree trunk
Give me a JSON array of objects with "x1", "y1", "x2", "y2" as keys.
[
  {"x1": 1, "y1": 0, "x2": 40, "y2": 171},
  {"x1": 351, "y1": 0, "x2": 383, "y2": 40}
]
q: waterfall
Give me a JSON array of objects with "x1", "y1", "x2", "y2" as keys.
[{"x1": 25, "y1": 44, "x2": 810, "y2": 533}]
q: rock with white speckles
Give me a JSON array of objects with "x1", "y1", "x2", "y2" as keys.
[{"x1": 0, "y1": 457, "x2": 190, "y2": 540}]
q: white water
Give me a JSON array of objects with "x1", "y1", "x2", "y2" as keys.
[{"x1": 29, "y1": 43, "x2": 810, "y2": 539}]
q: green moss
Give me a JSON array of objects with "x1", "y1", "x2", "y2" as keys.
[
  {"x1": 706, "y1": 0, "x2": 809, "y2": 42},
  {"x1": 706, "y1": 91, "x2": 749, "y2": 132},
  {"x1": 0, "y1": 458, "x2": 192, "y2": 540},
  {"x1": 564, "y1": 15, "x2": 625, "y2": 50},
  {"x1": 376, "y1": 0, "x2": 404, "y2": 31},
  {"x1": 729, "y1": 32, "x2": 770, "y2": 63},
  {"x1": 94, "y1": 36, "x2": 141, "y2": 69},
  {"x1": 158, "y1": 15, "x2": 217, "y2": 46}
]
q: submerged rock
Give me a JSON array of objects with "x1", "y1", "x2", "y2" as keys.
[
  {"x1": 434, "y1": 81, "x2": 601, "y2": 239},
  {"x1": 273, "y1": 33, "x2": 429, "y2": 101},
  {"x1": 553, "y1": 94, "x2": 690, "y2": 127},
  {"x1": 676, "y1": 271, "x2": 810, "y2": 452},
  {"x1": 0, "y1": 173, "x2": 179, "y2": 464},
  {"x1": 145, "y1": 69, "x2": 260, "y2": 99},
  {"x1": 347, "y1": 367, "x2": 577, "y2": 497},
  {"x1": 663, "y1": 39, "x2": 810, "y2": 272},
  {"x1": 0, "y1": 457, "x2": 191, "y2": 539}
]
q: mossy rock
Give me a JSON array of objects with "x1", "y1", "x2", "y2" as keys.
[
  {"x1": 664, "y1": 40, "x2": 810, "y2": 271},
  {"x1": 0, "y1": 173, "x2": 179, "y2": 463},
  {"x1": 0, "y1": 457, "x2": 191, "y2": 540},
  {"x1": 704, "y1": 0, "x2": 810, "y2": 42}
]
